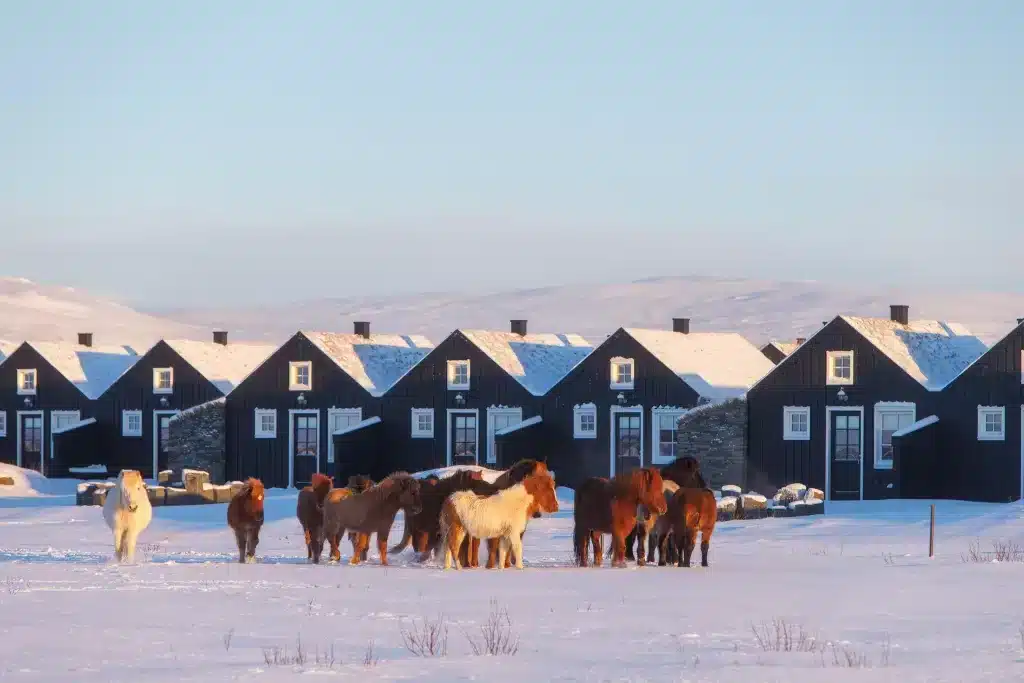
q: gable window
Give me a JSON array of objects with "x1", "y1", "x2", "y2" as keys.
[
  {"x1": 573, "y1": 404, "x2": 597, "y2": 439},
  {"x1": 977, "y1": 406, "x2": 1005, "y2": 441},
  {"x1": 16, "y1": 369, "x2": 37, "y2": 395},
  {"x1": 153, "y1": 367, "x2": 174, "y2": 394},
  {"x1": 826, "y1": 350, "x2": 854, "y2": 385},
  {"x1": 652, "y1": 408, "x2": 685, "y2": 464},
  {"x1": 874, "y1": 403, "x2": 915, "y2": 469},
  {"x1": 122, "y1": 410, "x2": 143, "y2": 437},
  {"x1": 254, "y1": 409, "x2": 277, "y2": 438},
  {"x1": 610, "y1": 357, "x2": 635, "y2": 390},
  {"x1": 783, "y1": 406, "x2": 811, "y2": 441},
  {"x1": 0, "y1": 411, "x2": 6, "y2": 437},
  {"x1": 289, "y1": 361, "x2": 312, "y2": 391},
  {"x1": 411, "y1": 408, "x2": 434, "y2": 438},
  {"x1": 447, "y1": 360, "x2": 470, "y2": 390}
]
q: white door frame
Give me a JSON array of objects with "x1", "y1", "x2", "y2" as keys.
[
  {"x1": 152, "y1": 409, "x2": 180, "y2": 479},
  {"x1": 485, "y1": 407, "x2": 523, "y2": 465},
  {"x1": 446, "y1": 408, "x2": 480, "y2": 466},
  {"x1": 16, "y1": 410, "x2": 45, "y2": 473},
  {"x1": 49, "y1": 410, "x2": 81, "y2": 477},
  {"x1": 287, "y1": 409, "x2": 321, "y2": 488},
  {"x1": 326, "y1": 407, "x2": 362, "y2": 466},
  {"x1": 609, "y1": 406, "x2": 644, "y2": 477},
  {"x1": 824, "y1": 405, "x2": 865, "y2": 502}
]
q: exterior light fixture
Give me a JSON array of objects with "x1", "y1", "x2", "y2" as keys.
[{"x1": 297, "y1": 393, "x2": 307, "y2": 407}]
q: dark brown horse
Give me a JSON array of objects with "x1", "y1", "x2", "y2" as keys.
[
  {"x1": 389, "y1": 469, "x2": 485, "y2": 561},
  {"x1": 227, "y1": 478, "x2": 265, "y2": 564},
  {"x1": 296, "y1": 473, "x2": 333, "y2": 563},
  {"x1": 573, "y1": 468, "x2": 667, "y2": 568},
  {"x1": 660, "y1": 486, "x2": 717, "y2": 567},
  {"x1": 625, "y1": 456, "x2": 708, "y2": 563},
  {"x1": 322, "y1": 472, "x2": 422, "y2": 565}
]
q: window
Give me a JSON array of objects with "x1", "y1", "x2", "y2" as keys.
[
  {"x1": 826, "y1": 351, "x2": 854, "y2": 385},
  {"x1": 254, "y1": 409, "x2": 277, "y2": 438},
  {"x1": 16, "y1": 369, "x2": 37, "y2": 395},
  {"x1": 327, "y1": 409, "x2": 362, "y2": 463},
  {"x1": 652, "y1": 409, "x2": 684, "y2": 464},
  {"x1": 978, "y1": 406, "x2": 1005, "y2": 441},
  {"x1": 447, "y1": 360, "x2": 470, "y2": 390},
  {"x1": 411, "y1": 408, "x2": 434, "y2": 438},
  {"x1": 0, "y1": 411, "x2": 6, "y2": 437},
  {"x1": 573, "y1": 404, "x2": 597, "y2": 439},
  {"x1": 783, "y1": 406, "x2": 811, "y2": 441},
  {"x1": 289, "y1": 361, "x2": 312, "y2": 391},
  {"x1": 153, "y1": 367, "x2": 174, "y2": 394},
  {"x1": 610, "y1": 357, "x2": 635, "y2": 390},
  {"x1": 874, "y1": 404, "x2": 915, "y2": 469},
  {"x1": 122, "y1": 410, "x2": 143, "y2": 437}
]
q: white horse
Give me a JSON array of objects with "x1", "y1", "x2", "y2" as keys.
[{"x1": 102, "y1": 469, "x2": 153, "y2": 563}]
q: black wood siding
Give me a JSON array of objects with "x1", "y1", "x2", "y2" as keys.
[
  {"x1": 893, "y1": 419, "x2": 945, "y2": 499},
  {"x1": 761, "y1": 345, "x2": 788, "y2": 365}
]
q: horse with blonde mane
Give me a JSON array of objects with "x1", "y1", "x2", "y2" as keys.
[{"x1": 102, "y1": 469, "x2": 153, "y2": 564}]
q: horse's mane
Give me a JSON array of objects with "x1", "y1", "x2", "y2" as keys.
[
  {"x1": 365, "y1": 471, "x2": 416, "y2": 504},
  {"x1": 609, "y1": 470, "x2": 646, "y2": 500},
  {"x1": 310, "y1": 473, "x2": 332, "y2": 499}
]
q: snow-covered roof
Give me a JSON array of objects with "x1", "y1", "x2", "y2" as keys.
[
  {"x1": 764, "y1": 340, "x2": 802, "y2": 357},
  {"x1": 0, "y1": 340, "x2": 18, "y2": 364},
  {"x1": 494, "y1": 415, "x2": 542, "y2": 437},
  {"x1": 302, "y1": 332, "x2": 434, "y2": 397},
  {"x1": 332, "y1": 415, "x2": 381, "y2": 437},
  {"x1": 168, "y1": 397, "x2": 225, "y2": 423},
  {"x1": 623, "y1": 328, "x2": 775, "y2": 400},
  {"x1": 52, "y1": 417, "x2": 96, "y2": 435},
  {"x1": 840, "y1": 316, "x2": 987, "y2": 391},
  {"x1": 892, "y1": 415, "x2": 939, "y2": 438},
  {"x1": 27, "y1": 341, "x2": 139, "y2": 399},
  {"x1": 164, "y1": 339, "x2": 278, "y2": 395},
  {"x1": 459, "y1": 330, "x2": 594, "y2": 396}
]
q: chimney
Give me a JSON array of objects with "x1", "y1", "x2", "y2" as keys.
[
  {"x1": 510, "y1": 319, "x2": 528, "y2": 336},
  {"x1": 77, "y1": 332, "x2": 93, "y2": 348},
  {"x1": 353, "y1": 321, "x2": 370, "y2": 339},
  {"x1": 1017, "y1": 318, "x2": 1024, "y2": 325},
  {"x1": 672, "y1": 318, "x2": 690, "y2": 334},
  {"x1": 213, "y1": 331, "x2": 228, "y2": 346},
  {"x1": 796, "y1": 337, "x2": 806, "y2": 344},
  {"x1": 890, "y1": 305, "x2": 910, "y2": 326}
]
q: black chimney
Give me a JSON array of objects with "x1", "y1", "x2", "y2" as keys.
[
  {"x1": 672, "y1": 318, "x2": 690, "y2": 334},
  {"x1": 213, "y1": 331, "x2": 228, "y2": 346},
  {"x1": 890, "y1": 305, "x2": 910, "y2": 326},
  {"x1": 77, "y1": 333, "x2": 93, "y2": 348},
  {"x1": 510, "y1": 319, "x2": 528, "y2": 336},
  {"x1": 354, "y1": 321, "x2": 370, "y2": 339}
]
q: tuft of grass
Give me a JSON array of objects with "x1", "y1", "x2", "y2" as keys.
[
  {"x1": 223, "y1": 628, "x2": 234, "y2": 651},
  {"x1": 400, "y1": 613, "x2": 449, "y2": 657},
  {"x1": 465, "y1": 600, "x2": 520, "y2": 656},
  {"x1": 363, "y1": 640, "x2": 379, "y2": 667},
  {"x1": 962, "y1": 538, "x2": 1024, "y2": 563},
  {"x1": 750, "y1": 618, "x2": 821, "y2": 653},
  {"x1": 260, "y1": 636, "x2": 338, "y2": 670}
]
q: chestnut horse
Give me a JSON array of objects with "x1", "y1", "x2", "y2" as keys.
[
  {"x1": 661, "y1": 486, "x2": 717, "y2": 567},
  {"x1": 389, "y1": 469, "x2": 485, "y2": 561},
  {"x1": 612, "y1": 478, "x2": 679, "y2": 566},
  {"x1": 296, "y1": 473, "x2": 333, "y2": 563},
  {"x1": 573, "y1": 468, "x2": 667, "y2": 568},
  {"x1": 344, "y1": 475, "x2": 374, "y2": 561},
  {"x1": 227, "y1": 478, "x2": 265, "y2": 564},
  {"x1": 625, "y1": 456, "x2": 708, "y2": 562},
  {"x1": 322, "y1": 472, "x2": 422, "y2": 565}
]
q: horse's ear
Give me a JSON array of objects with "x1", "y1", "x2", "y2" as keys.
[{"x1": 643, "y1": 468, "x2": 654, "y2": 488}]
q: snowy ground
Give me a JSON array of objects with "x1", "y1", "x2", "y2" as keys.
[{"x1": 1, "y1": 472, "x2": 1024, "y2": 681}]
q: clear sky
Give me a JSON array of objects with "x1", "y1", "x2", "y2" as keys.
[{"x1": 1, "y1": 1, "x2": 1021, "y2": 307}]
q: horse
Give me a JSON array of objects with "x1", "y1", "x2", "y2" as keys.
[
  {"x1": 611, "y1": 478, "x2": 679, "y2": 566},
  {"x1": 102, "y1": 469, "x2": 153, "y2": 564},
  {"x1": 573, "y1": 468, "x2": 667, "y2": 568},
  {"x1": 441, "y1": 472, "x2": 558, "y2": 570},
  {"x1": 321, "y1": 472, "x2": 422, "y2": 565},
  {"x1": 660, "y1": 486, "x2": 717, "y2": 567},
  {"x1": 389, "y1": 469, "x2": 485, "y2": 561},
  {"x1": 227, "y1": 478, "x2": 265, "y2": 564},
  {"x1": 344, "y1": 475, "x2": 374, "y2": 561},
  {"x1": 484, "y1": 485, "x2": 551, "y2": 569},
  {"x1": 296, "y1": 473, "x2": 333, "y2": 563},
  {"x1": 624, "y1": 456, "x2": 708, "y2": 562}
]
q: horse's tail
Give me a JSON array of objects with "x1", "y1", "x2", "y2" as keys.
[
  {"x1": 389, "y1": 516, "x2": 412, "y2": 554},
  {"x1": 572, "y1": 488, "x2": 586, "y2": 566}
]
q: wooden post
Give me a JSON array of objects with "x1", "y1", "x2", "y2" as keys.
[{"x1": 928, "y1": 504, "x2": 935, "y2": 558}]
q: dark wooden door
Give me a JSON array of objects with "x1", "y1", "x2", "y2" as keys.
[
  {"x1": 614, "y1": 412, "x2": 642, "y2": 475},
  {"x1": 830, "y1": 411, "x2": 862, "y2": 500},
  {"x1": 21, "y1": 415, "x2": 43, "y2": 473},
  {"x1": 450, "y1": 413, "x2": 478, "y2": 466},
  {"x1": 156, "y1": 414, "x2": 174, "y2": 474},
  {"x1": 292, "y1": 414, "x2": 319, "y2": 488}
]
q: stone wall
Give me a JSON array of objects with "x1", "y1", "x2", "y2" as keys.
[
  {"x1": 675, "y1": 398, "x2": 746, "y2": 488},
  {"x1": 167, "y1": 399, "x2": 226, "y2": 483}
]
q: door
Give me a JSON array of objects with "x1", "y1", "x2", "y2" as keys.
[
  {"x1": 830, "y1": 411, "x2": 863, "y2": 500},
  {"x1": 614, "y1": 411, "x2": 642, "y2": 475},
  {"x1": 155, "y1": 412, "x2": 178, "y2": 475},
  {"x1": 450, "y1": 412, "x2": 478, "y2": 466},
  {"x1": 486, "y1": 408, "x2": 522, "y2": 465},
  {"x1": 292, "y1": 413, "x2": 319, "y2": 488},
  {"x1": 21, "y1": 415, "x2": 43, "y2": 473}
]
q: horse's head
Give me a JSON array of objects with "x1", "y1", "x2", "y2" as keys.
[
  {"x1": 523, "y1": 472, "x2": 559, "y2": 515},
  {"x1": 242, "y1": 478, "x2": 265, "y2": 523},
  {"x1": 391, "y1": 475, "x2": 422, "y2": 515},
  {"x1": 639, "y1": 468, "x2": 667, "y2": 516},
  {"x1": 119, "y1": 470, "x2": 147, "y2": 513},
  {"x1": 347, "y1": 474, "x2": 374, "y2": 493}
]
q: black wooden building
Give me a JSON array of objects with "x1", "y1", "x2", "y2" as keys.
[
  {"x1": 760, "y1": 339, "x2": 805, "y2": 365},
  {"x1": 225, "y1": 324, "x2": 433, "y2": 488},
  {"x1": 746, "y1": 305, "x2": 988, "y2": 502},
  {"x1": 541, "y1": 319, "x2": 774, "y2": 489}
]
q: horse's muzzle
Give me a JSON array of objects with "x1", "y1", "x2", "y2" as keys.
[
  {"x1": 254, "y1": 512, "x2": 265, "y2": 524},
  {"x1": 128, "y1": 504, "x2": 138, "y2": 513},
  {"x1": 532, "y1": 510, "x2": 543, "y2": 519}
]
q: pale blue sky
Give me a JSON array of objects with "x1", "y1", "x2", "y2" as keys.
[{"x1": 1, "y1": 1, "x2": 1021, "y2": 307}]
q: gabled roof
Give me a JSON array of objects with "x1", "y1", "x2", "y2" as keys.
[
  {"x1": 302, "y1": 331, "x2": 434, "y2": 397},
  {"x1": 459, "y1": 330, "x2": 594, "y2": 396},
  {"x1": 762, "y1": 340, "x2": 802, "y2": 357},
  {"x1": 164, "y1": 339, "x2": 278, "y2": 395},
  {"x1": 0, "y1": 340, "x2": 18, "y2": 364},
  {"x1": 623, "y1": 328, "x2": 775, "y2": 400},
  {"x1": 938, "y1": 317, "x2": 1023, "y2": 389},
  {"x1": 26, "y1": 341, "x2": 140, "y2": 399}
]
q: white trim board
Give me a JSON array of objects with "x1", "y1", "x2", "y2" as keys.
[
  {"x1": 152, "y1": 409, "x2": 180, "y2": 479},
  {"x1": 824, "y1": 405, "x2": 865, "y2": 503},
  {"x1": 287, "y1": 409, "x2": 321, "y2": 488},
  {"x1": 872, "y1": 402, "x2": 915, "y2": 471},
  {"x1": 609, "y1": 405, "x2": 644, "y2": 477},
  {"x1": 650, "y1": 406, "x2": 685, "y2": 465},
  {"x1": 16, "y1": 410, "x2": 44, "y2": 474},
  {"x1": 445, "y1": 408, "x2": 480, "y2": 467}
]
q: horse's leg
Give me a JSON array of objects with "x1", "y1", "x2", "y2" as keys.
[
  {"x1": 327, "y1": 530, "x2": 342, "y2": 563},
  {"x1": 113, "y1": 524, "x2": 125, "y2": 562},
  {"x1": 496, "y1": 537, "x2": 509, "y2": 571},
  {"x1": 624, "y1": 527, "x2": 637, "y2": 561},
  {"x1": 700, "y1": 527, "x2": 712, "y2": 567},
  {"x1": 591, "y1": 532, "x2": 603, "y2": 567},
  {"x1": 246, "y1": 527, "x2": 260, "y2": 563},
  {"x1": 636, "y1": 526, "x2": 647, "y2": 566},
  {"x1": 612, "y1": 531, "x2": 628, "y2": 568},
  {"x1": 123, "y1": 527, "x2": 140, "y2": 564},
  {"x1": 682, "y1": 528, "x2": 697, "y2": 568},
  {"x1": 486, "y1": 538, "x2": 499, "y2": 569},
  {"x1": 673, "y1": 531, "x2": 686, "y2": 568},
  {"x1": 469, "y1": 537, "x2": 480, "y2": 568},
  {"x1": 376, "y1": 532, "x2": 389, "y2": 566},
  {"x1": 445, "y1": 527, "x2": 465, "y2": 570},
  {"x1": 303, "y1": 527, "x2": 313, "y2": 561},
  {"x1": 311, "y1": 526, "x2": 324, "y2": 564},
  {"x1": 348, "y1": 532, "x2": 363, "y2": 565},
  {"x1": 577, "y1": 530, "x2": 590, "y2": 567},
  {"x1": 509, "y1": 533, "x2": 525, "y2": 570},
  {"x1": 234, "y1": 527, "x2": 247, "y2": 564},
  {"x1": 657, "y1": 532, "x2": 668, "y2": 566}
]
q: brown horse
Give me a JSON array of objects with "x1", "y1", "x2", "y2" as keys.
[
  {"x1": 344, "y1": 475, "x2": 374, "y2": 561},
  {"x1": 296, "y1": 473, "x2": 333, "y2": 563},
  {"x1": 322, "y1": 472, "x2": 422, "y2": 565},
  {"x1": 573, "y1": 468, "x2": 667, "y2": 568},
  {"x1": 320, "y1": 474, "x2": 375, "y2": 562},
  {"x1": 625, "y1": 456, "x2": 708, "y2": 562},
  {"x1": 389, "y1": 470, "x2": 485, "y2": 561},
  {"x1": 227, "y1": 478, "x2": 265, "y2": 564},
  {"x1": 613, "y1": 478, "x2": 679, "y2": 566},
  {"x1": 660, "y1": 486, "x2": 717, "y2": 567}
]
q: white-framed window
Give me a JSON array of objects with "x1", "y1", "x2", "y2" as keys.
[
  {"x1": 16, "y1": 369, "x2": 37, "y2": 395},
  {"x1": 783, "y1": 406, "x2": 811, "y2": 441},
  {"x1": 977, "y1": 406, "x2": 1005, "y2": 441},
  {"x1": 874, "y1": 403, "x2": 915, "y2": 469},
  {"x1": 122, "y1": 410, "x2": 143, "y2": 437},
  {"x1": 153, "y1": 367, "x2": 174, "y2": 394},
  {"x1": 327, "y1": 408, "x2": 362, "y2": 463},
  {"x1": 573, "y1": 404, "x2": 597, "y2": 439},
  {"x1": 610, "y1": 357, "x2": 635, "y2": 390},
  {"x1": 826, "y1": 350, "x2": 854, "y2": 385},
  {"x1": 0, "y1": 411, "x2": 6, "y2": 437},
  {"x1": 411, "y1": 408, "x2": 434, "y2": 438},
  {"x1": 289, "y1": 361, "x2": 312, "y2": 391},
  {"x1": 652, "y1": 408, "x2": 685, "y2": 464},
  {"x1": 447, "y1": 360, "x2": 470, "y2": 390},
  {"x1": 254, "y1": 409, "x2": 277, "y2": 438}
]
